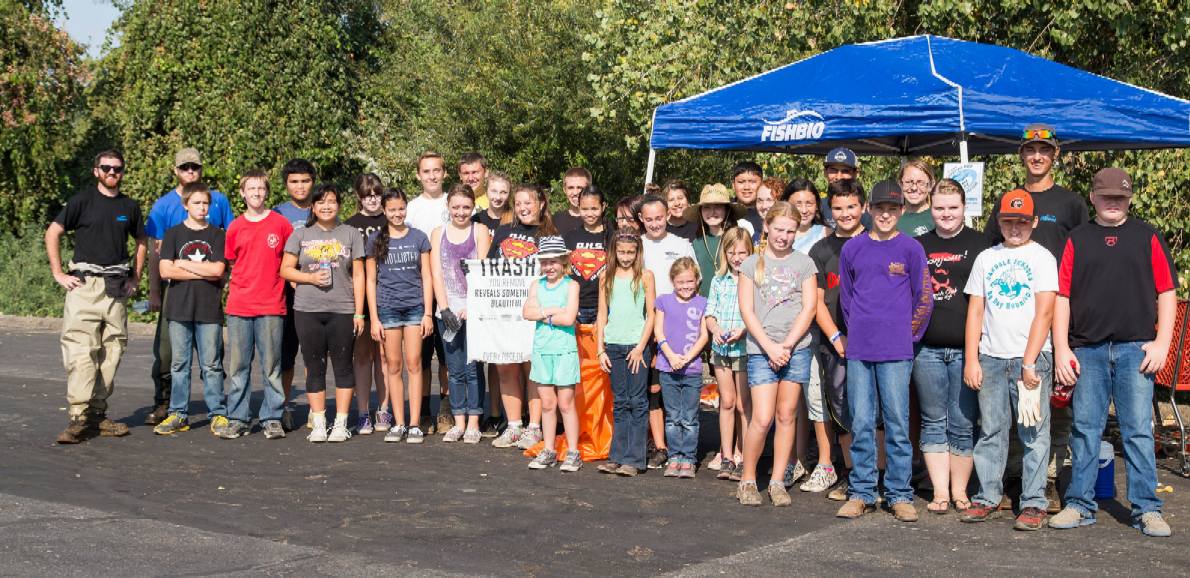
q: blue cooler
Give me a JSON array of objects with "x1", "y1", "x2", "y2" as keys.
[{"x1": 1095, "y1": 440, "x2": 1116, "y2": 499}]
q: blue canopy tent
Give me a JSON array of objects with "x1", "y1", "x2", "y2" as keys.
[{"x1": 645, "y1": 35, "x2": 1190, "y2": 183}]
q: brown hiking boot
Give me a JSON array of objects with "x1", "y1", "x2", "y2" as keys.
[
  {"x1": 56, "y1": 416, "x2": 96, "y2": 444},
  {"x1": 836, "y1": 499, "x2": 873, "y2": 519},
  {"x1": 892, "y1": 502, "x2": 919, "y2": 522},
  {"x1": 144, "y1": 404, "x2": 168, "y2": 425},
  {"x1": 90, "y1": 414, "x2": 130, "y2": 437}
]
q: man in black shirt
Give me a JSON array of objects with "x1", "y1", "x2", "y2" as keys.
[
  {"x1": 46, "y1": 149, "x2": 147, "y2": 444},
  {"x1": 984, "y1": 123, "x2": 1089, "y2": 511}
]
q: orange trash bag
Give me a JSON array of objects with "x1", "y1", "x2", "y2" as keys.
[{"x1": 524, "y1": 324, "x2": 613, "y2": 461}]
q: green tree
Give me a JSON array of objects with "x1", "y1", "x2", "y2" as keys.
[
  {"x1": 88, "y1": 0, "x2": 381, "y2": 210},
  {"x1": 356, "y1": 0, "x2": 642, "y2": 205},
  {"x1": 0, "y1": 0, "x2": 87, "y2": 231}
]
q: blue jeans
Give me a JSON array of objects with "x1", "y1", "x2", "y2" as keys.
[
  {"x1": 225, "y1": 315, "x2": 285, "y2": 423},
  {"x1": 660, "y1": 371, "x2": 702, "y2": 463},
  {"x1": 847, "y1": 359, "x2": 913, "y2": 505},
  {"x1": 438, "y1": 318, "x2": 484, "y2": 416},
  {"x1": 607, "y1": 343, "x2": 651, "y2": 468},
  {"x1": 971, "y1": 353, "x2": 1052, "y2": 510},
  {"x1": 1065, "y1": 341, "x2": 1161, "y2": 520},
  {"x1": 913, "y1": 345, "x2": 978, "y2": 456},
  {"x1": 167, "y1": 320, "x2": 226, "y2": 419}
]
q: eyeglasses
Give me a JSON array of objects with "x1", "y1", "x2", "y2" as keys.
[
  {"x1": 360, "y1": 192, "x2": 381, "y2": 199},
  {"x1": 98, "y1": 164, "x2": 125, "y2": 174},
  {"x1": 616, "y1": 216, "x2": 635, "y2": 222},
  {"x1": 900, "y1": 179, "x2": 930, "y2": 188},
  {"x1": 1023, "y1": 128, "x2": 1055, "y2": 140},
  {"x1": 177, "y1": 163, "x2": 202, "y2": 172}
]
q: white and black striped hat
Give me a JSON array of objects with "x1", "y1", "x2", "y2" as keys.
[{"x1": 535, "y1": 235, "x2": 569, "y2": 259}]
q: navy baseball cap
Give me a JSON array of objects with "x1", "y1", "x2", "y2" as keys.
[{"x1": 824, "y1": 147, "x2": 857, "y2": 169}]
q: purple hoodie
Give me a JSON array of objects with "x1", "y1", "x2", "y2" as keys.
[{"x1": 839, "y1": 232, "x2": 932, "y2": 362}]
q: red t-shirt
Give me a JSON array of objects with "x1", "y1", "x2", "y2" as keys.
[{"x1": 224, "y1": 212, "x2": 293, "y2": 316}]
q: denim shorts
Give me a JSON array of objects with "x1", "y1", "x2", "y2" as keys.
[
  {"x1": 710, "y1": 352, "x2": 745, "y2": 371},
  {"x1": 378, "y1": 305, "x2": 425, "y2": 329},
  {"x1": 747, "y1": 347, "x2": 812, "y2": 387}
]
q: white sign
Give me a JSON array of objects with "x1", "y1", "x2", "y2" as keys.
[
  {"x1": 465, "y1": 258, "x2": 540, "y2": 363},
  {"x1": 944, "y1": 162, "x2": 985, "y2": 217}
]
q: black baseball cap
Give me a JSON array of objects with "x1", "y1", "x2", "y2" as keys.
[{"x1": 869, "y1": 180, "x2": 904, "y2": 206}]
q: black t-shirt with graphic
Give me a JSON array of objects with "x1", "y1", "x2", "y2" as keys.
[
  {"x1": 985, "y1": 183, "x2": 1088, "y2": 260},
  {"x1": 161, "y1": 223, "x2": 226, "y2": 323},
  {"x1": 809, "y1": 234, "x2": 850, "y2": 334},
  {"x1": 916, "y1": 227, "x2": 990, "y2": 347},
  {"x1": 344, "y1": 213, "x2": 386, "y2": 244},
  {"x1": 488, "y1": 222, "x2": 541, "y2": 259},
  {"x1": 563, "y1": 227, "x2": 609, "y2": 311},
  {"x1": 740, "y1": 205, "x2": 764, "y2": 243},
  {"x1": 53, "y1": 186, "x2": 145, "y2": 267}
]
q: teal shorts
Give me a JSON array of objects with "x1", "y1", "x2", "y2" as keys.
[{"x1": 529, "y1": 351, "x2": 581, "y2": 387}]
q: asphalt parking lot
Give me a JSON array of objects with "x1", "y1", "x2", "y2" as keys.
[{"x1": 2, "y1": 322, "x2": 1189, "y2": 576}]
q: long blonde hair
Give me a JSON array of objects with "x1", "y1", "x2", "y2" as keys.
[
  {"x1": 601, "y1": 228, "x2": 644, "y2": 301},
  {"x1": 753, "y1": 201, "x2": 800, "y2": 285},
  {"x1": 715, "y1": 226, "x2": 753, "y2": 277}
]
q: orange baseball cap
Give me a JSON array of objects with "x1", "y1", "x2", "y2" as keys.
[{"x1": 999, "y1": 188, "x2": 1034, "y2": 219}]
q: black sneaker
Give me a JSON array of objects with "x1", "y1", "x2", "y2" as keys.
[
  {"x1": 647, "y1": 449, "x2": 668, "y2": 470},
  {"x1": 144, "y1": 404, "x2": 168, "y2": 426}
]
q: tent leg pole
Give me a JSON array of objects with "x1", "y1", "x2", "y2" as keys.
[
  {"x1": 960, "y1": 139, "x2": 969, "y2": 163},
  {"x1": 644, "y1": 148, "x2": 656, "y2": 191}
]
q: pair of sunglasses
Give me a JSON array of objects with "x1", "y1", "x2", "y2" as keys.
[
  {"x1": 1023, "y1": 129, "x2": 1055, "y2": 140},
  {"x1": 98, "y1": 164, "x2": 125, "y2": 174},
  {"x1": 177, "y1": 163, "x2": 202, "y2": 172}
]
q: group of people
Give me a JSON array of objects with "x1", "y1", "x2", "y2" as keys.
[{"x1": 45, "y1": 123, "x2": 1177, "y2": 537}]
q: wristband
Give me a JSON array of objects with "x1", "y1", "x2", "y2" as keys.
[
  {"x1": 353, "y1": 314, "x2": 365, "y2": 319},
  {"x1": 1022, "y1": 363, "x2": 1036, "y2": 370},
  {"x1": 829, "y1": 331, "x2": 842, "y2": 343},
  {"x1": 657, "y1": 339, "x2": 668, "y2": 348}
]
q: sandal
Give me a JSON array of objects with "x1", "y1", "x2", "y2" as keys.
[
  {"x1": 953, "y1": 497, "x2": 972, "y2": 512},
  {"x1": 927, "y1": 497, "x2": 951, "y2": 514}
]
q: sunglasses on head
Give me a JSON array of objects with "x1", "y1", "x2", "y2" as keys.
[
  {"x1": 98, "y1": 164, "x2": 125, "y2": 174},
  {"x1": 177, "y1": 163, "x2": 202, "y2": 172},
  {"x1": 1023, "y1": 129, "x2": 1054, "y2": 140}
]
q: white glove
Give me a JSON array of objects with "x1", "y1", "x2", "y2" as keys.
[{"x1": 1017, "y1": 380, "x2": 1042, "y2": 428}]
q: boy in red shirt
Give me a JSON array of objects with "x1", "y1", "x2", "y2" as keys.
[{"x1": 222, "y1": 170, "x2": 294, "y2": 439}]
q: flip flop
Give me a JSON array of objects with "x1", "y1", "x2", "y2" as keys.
[
  {"x1": 927, "y1": 497, "x2": 951, "y2": 514},
  {"x1": 953, "y1": 497, "x2": 972, "y2": 511}
]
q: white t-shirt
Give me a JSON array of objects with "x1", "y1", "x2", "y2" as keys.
[
  {"x1": 643, "y1": 233, "x2": 696, "y2": 297},
  {"x1": 964, "y1": 241, "x2": 1058, "y2": 358},
  {"x1": 406, "y1": 194, "x2": 449, "y2": 238}
]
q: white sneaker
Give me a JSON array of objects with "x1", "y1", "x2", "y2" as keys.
[
  {"x1": 443, "y1": 426, "x2": 464, "y2": 443},
  {"x1": 307, "y1": 415, "x2": 328, "y2": 443},
  {"x1": 328, "y1": 417, "x2": 352, "y2": 442},
  {"x1": 800, "y1": 464, "x2": 838, "y2": 492},
  {"x1": 516, "y1": 427, "x2": 543, "y2": 450},
  {"x1": 384, "y1": 424, "x2": 407, "y2": 443}
]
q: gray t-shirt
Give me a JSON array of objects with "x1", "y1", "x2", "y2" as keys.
[
  {"x1": 739, "y1": 250, "x2": 817, "y2": 355},
  {"x1": 284, "y1": 223, "x2": 365, "y2": 314}
]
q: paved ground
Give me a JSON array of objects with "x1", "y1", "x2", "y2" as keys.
[{"x1": 3, "y1": 323, "x2": 1190, "y2": 576}]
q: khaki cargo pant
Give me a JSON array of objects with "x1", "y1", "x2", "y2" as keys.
[{"x1": 61, "y1": 276, "x2": 128, "y2": 417}]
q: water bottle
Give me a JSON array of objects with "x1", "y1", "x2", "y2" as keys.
[
  {"x1": 318, "y1": 257, "x2": 332, "y2": 288},
  {"x1": 1094, "y1": 440, "x2": 1116, "y2": 499}
]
